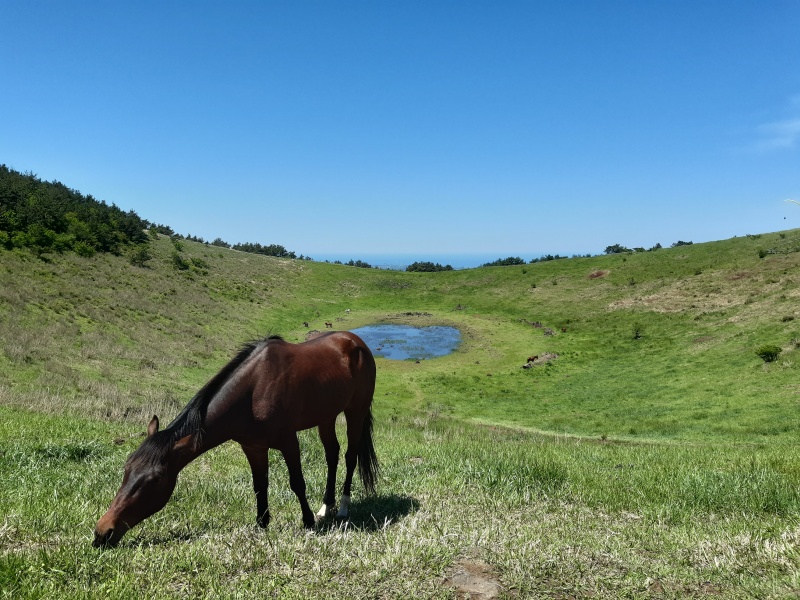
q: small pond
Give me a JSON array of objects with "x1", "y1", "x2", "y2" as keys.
[{"x1": 351, "y1": 324, "x2": 461, "y2": 361}]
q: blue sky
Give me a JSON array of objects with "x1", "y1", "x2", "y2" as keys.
[{"x1": 2, "y1": 1, "x2": 799, "y2": 263}]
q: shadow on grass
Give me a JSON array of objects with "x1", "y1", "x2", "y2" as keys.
[
  {"x1": 316, "y1": 493, "x2": 420, "y2": 533},
  {"x1": 112, "y1": 494, "x2": 421, "y2": 548}
]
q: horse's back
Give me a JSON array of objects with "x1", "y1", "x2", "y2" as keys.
[{"x1": 248, "y1": 331, "x2": 375, "y2": 433}]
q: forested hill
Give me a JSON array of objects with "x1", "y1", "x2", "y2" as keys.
[
  {"x1": 0, "y1": 165, "x2": 306, "y2": 261},
  {"x1": 0, "y1": 165, "x2": 148, "y2": 257}
]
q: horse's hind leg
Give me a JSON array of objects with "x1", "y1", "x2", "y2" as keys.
[
  {"x1": 316, "y1": 419, "x2": 339, "y2": 520},
  {"x1": 241, "y1": 445, "x2": 270, "y2": 528},
  {"x1": 337, "y1": 408, "x2": 365, "y2": 518},
  {"x1": 278, "y1": 433, "x2": 316, "y2": 529}
]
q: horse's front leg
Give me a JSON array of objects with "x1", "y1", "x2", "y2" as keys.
[
  {"x1": 278, "y1": 433, "x2": 316, "y2": 529},
  {"x1": 241, "y1": 445, "x2": 270, "y2": 528}
]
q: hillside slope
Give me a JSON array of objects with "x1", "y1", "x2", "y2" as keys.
[{"x1": 1, "y1": 229, "x2": 798, "y2": 442}]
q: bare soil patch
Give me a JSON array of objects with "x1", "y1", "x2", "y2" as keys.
[
  {"x1": 444, "y1": 558, "x2": 503, "y2": 599},
  {"x1": 522, "y1": 352, "x2": 559, "y2": 368}
]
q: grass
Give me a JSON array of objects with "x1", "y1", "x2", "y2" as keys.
[
  {"x1": 1, "y1": 407, "x2": 799, "y2": 597},
  {"x1": 1, "y1": 229, "x2": 800, "y2": 597}
]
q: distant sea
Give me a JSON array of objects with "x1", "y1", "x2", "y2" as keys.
[{"x1": 311, "y1": 252, "x2": 537, "y2": 271}]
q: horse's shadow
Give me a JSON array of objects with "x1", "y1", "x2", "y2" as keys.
[
  {"x1": 317, "y1": 493, "x2": 420, "y2": 533},
  {"x1": 123, "y1": 493, "x2": 420, "y2": 547}
]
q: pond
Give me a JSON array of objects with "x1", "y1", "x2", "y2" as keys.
[{"x1": 351, "y1": 324, "x2": 461, "y2": 361}]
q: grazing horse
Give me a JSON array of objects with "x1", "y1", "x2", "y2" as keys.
[
  {"x1": 93, "y1": 331, "x2": 378, "y2": 548},
  {"x1": 325, "y1": 322, "x2": 333, "y2": 329}
]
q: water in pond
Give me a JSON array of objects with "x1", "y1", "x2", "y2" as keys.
[{"x1": 351, "y1": 324, "x2": 461, "y2": 361}]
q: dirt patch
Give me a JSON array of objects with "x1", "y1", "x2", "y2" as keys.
[
  {"x1": 728, "y1": 271, "x2": 750, "y2": 281},
  {"x1": 588, "y1": 269, "x2": 610, "y2": 279},
  {"x1": 523, "y1": 352, "x2": 559, "y2": 368},
  {"x1": 444, "y1": 558, "x2": 503, "y2": 599},
  {"x1": 648, "y1": 578, "x2": 723, "y2": 597}
]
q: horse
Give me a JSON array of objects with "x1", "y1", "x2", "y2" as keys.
[{"x1": 93, "y1": 331, "x2": 378, "y2": 548}]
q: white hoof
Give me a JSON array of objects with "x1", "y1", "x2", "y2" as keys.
[
  {"x1": 316, "y1": 504, "x2": 332, "y2": 520},
  {"x1": 335, "y1": 494, "x2": 351, "y2": 519}
]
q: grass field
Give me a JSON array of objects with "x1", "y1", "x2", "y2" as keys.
[{"x1": 2, "y1": 231, "x2": 800, "y2": 598}]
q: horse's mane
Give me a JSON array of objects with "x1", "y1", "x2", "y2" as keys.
[{"x1": 133, "y1": 335, "x2": 283, "y2": 465}]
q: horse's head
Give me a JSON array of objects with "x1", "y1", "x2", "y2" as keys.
[{"x1": 93, "y1": 416, "x2": 178, "y2": 548}]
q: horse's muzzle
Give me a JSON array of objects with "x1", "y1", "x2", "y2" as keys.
[
  {"x1": 93, "y1": 528, "x2": 115, "y2": 548},
  {"x1": 92, "y1": 524, "x2": 126, "y2": 548}
]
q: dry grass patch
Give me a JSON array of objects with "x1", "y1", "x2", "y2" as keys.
[{"x1": 588, "y1": 270, "x2": 610, "y2": 279}]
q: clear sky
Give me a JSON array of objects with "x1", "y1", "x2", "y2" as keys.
[{"x1": 2, "y1": 1, "x2": 799, "y2": 262}]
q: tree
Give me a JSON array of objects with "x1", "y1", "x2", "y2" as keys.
[
  {"x1": 406, "y1": 261, "x2": 454, "y2": 272},
  {"x1": 481, "y1": 257, "x2": 525, "y2": 267},
  {"x1": 346, "y1": 259, "x2": 373, "y2": 268},
  {"x1": 232, "y1": 242, "x2": 297, "y2": 258}
]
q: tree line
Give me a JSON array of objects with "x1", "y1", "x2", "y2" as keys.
[
  {"x1": 0, "y1": 166, "x2": 308, "y2": 262},
  {"x1": 0, "y1": 165, "x2": 148, "y2": 257}
]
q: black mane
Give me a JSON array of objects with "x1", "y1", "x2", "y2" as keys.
[{"x1": 133, "y1": 336, "x2": 281, "y2": 465}]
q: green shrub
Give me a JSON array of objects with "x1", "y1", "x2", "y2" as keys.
[
  {"x1": 128, "y1": 244, "x2": 152, "y2": 267},
  {"x1": 74, "y1": 241, "x2": 96, "y2": 258},
  {"x1": 171, "y1": 250, "x2": 190, "y2": 270},
  {"x1": 755, "y1": 345, "x2": 782, "y2": 363}
]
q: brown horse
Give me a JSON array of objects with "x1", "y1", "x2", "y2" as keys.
[{"x1": 93, "y1": 331, "x2": 378, "y2": 548}]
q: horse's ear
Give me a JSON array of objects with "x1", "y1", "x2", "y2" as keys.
[
  {"x1": 147, "y1": 415, "x2": 159, "y2": 437},
  {"x1": 173, "y1": 435, "x2": 194, "y2": 455}
]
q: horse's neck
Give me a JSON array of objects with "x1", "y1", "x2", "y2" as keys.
[
  {"x1": 169, "y1": 387, "x2": 240, "y2": 471},
  {"x1": 169, "y1": 430, "x2": 227, "y2": 472}
]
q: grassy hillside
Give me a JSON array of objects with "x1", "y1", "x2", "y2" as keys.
[
  {"x1": 2, "y1": 230, "x2": 800, "y2": 598},
  {"x1": 2, "y1": 230, "x2": 798, "y2": 441}
]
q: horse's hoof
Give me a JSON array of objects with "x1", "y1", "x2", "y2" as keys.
[
  {"x1": 256, "y1": 511, "x2": 270, "y2": 528},
  {"x1": 302, "y1": 511, "x2": 316, "y2": 529},
  {"x1": 335, "y1": 494, "x2": 351, "y2": 519},
  {"x1": 315, "y1": 503, "x2": 333, "y2": 521}
]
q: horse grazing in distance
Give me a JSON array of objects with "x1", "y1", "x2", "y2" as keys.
[{"x1": 93, "y1": 331, "x2": 378, "y2": 548}]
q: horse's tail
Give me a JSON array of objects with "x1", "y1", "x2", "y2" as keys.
[{"x1": 357, "y1": 407, "x2": 379, "y2": 495}]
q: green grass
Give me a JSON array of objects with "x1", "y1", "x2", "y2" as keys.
[
  {"x1": 2, "y1": 229, "x2": 800, "y2": 597},
  {"x1": 1, "y1": 407, "x2": 799, "y2": 598}
]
